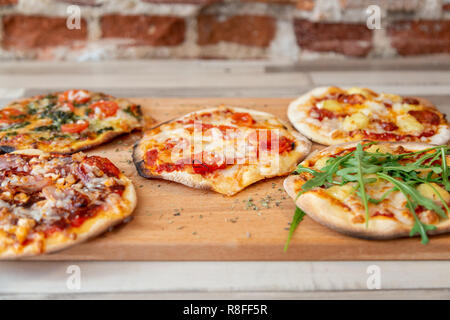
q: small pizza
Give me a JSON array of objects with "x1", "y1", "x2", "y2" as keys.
[
  {"x1": 284, "y1": 141, "x2": 450, "y2": 243},
  {"x1": 288, "y1": 87, "x2": 450, "y2": 145},
  {"x1": 133, "y1": 106, "x2": 311, "y2": 196},
  {"x1": 0, "y1": 150, "x2": 136, "y2": 259},
  {"x1": 0, "y1": 89, "x2": 143, "y2": 153}
]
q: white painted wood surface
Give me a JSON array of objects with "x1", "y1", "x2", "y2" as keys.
[{"x1": 1, "y1": 59, "x2": 450, "y2": 299}]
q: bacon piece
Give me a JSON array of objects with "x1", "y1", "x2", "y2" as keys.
[{"x1": 11, "y1": 176, "x2": 51, "y2": 193}]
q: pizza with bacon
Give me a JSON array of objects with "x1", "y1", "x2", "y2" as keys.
[
  {"x1": 284, "y1": 141, "x2": 450, "y2": 243},
  {"x1": 133, "y1": 106, "x2": 311, "y2": 196},
  {"x1": 287, "y1": 87, "x2": 450, "y2": 146},
  {"x1": 0, "y1": 150, "x2": 136, "y2": 259},
  {"x1": 0, "y1": 89, "x2": 142, "y2": 154}
]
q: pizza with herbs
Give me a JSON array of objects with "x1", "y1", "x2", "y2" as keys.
[
  {"x1": 287, "y1": 87, "x2": 450, "y2": 146},
  {"x1": 133, "y1": 106, "x2": 311, "y2": 196},
  {"x1": 0, "y1": 90, "x2": 143, "y2": 154},
  {"x1": 0, "y1": 150, "x2": 136, "y2": 259},
  {"x1": 284, "y1": 141, "x2": 450, "y2": 244}
]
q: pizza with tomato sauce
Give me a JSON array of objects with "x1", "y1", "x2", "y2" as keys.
[
  {"x1": 133, "y1": 106, "x2": 311, "y2": 196},
  {"x1": 287, "y1": 87, "x2": 450, "y2": 146},
  {"x1": 284, "y1": 141, "x2": 450, "y2": 243},
  {"x1": 0, "y1": 90, "x2": 142, "y2": 154},
  {"x1": 0, "y1": 149, "x2": 136, "y2": 259}
]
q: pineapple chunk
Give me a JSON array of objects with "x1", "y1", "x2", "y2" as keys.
[
  {"x1": 417, "y1": 183, "x2": 450, "y2": 203},
  {"x1": 322, "y1": 100, "x2": 343, "y2": 112},
  {"x1": 347, "y1": 87, "x2": 370, "y2": 97},
  {"x1": 365, "y1": 144, "x2": 393, "y2": 154},
  {"x1": 393, "y1": 103, "x2": 421, "y2": 113},
  {"x1": 396, "y1": 114, "x2": 424, "y2": 133},
  {"x1": 326, "y1": 183, "x2": 356, "y2": 201},
  {"x1": 314, "y1": 156, "x2": 330, "y2": 169},
  {"x1": 342, "y1": 113, "x2": 369, "y2": 131}
]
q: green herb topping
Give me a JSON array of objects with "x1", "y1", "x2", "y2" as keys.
[{"x1": 285, "y1": 143, "x2": 450, "y2": 250}]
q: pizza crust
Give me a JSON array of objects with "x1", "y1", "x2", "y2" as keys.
[
  {"x1": 0, "y1": 152, "x2": 137, "y2": 259},
  {"x1": 287, "y1": 87, "x2": 450, "y2": 146},
  {"x1": 283, "y1": 141, "x2": 450, "y2": 240},
  {"x1": 134, "y1": 106, "x2": 311, "y2": 196}
]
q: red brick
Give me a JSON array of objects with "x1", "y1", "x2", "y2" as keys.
[
  {"x1": 293, "y1": 19, "x2": 372, "y2": 57},
  {"x1": 242, "y1": 0, "x2": 296, "y2": 4},
  {"x1": 296, "y1": 0, "x2": 314, "y2": 10},
  {"x1": 2, "y1": 15, "x2": 87, "y2": 50},
  {"x1": 444, "y1": 3, "x2": 450, "y2": 11},
  {"x1": 101, "y1": 15, "x2": 185, "y2": 46},
  {"x1": 339, "y1": 0, "x2": 420, "y2": 11},
  {"x1": 56, "y1": 0, "x2": 103, "y2": 6},
  {"x1": 141, "y1": 0, "x2": 218, "y2": 3},
  {"x1": 197, "y1": 15, "x2": 276, "y2": 47},
  {"x1": 0, "y1": 0, "x2": 17, "y2": 5},
  {"x1": 388, "y1": 20, "x2": 450, "y2": 55}
]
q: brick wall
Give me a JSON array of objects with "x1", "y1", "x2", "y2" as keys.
[{"x1": 0, "y1": 0, "x2": 449, "y2": 61}]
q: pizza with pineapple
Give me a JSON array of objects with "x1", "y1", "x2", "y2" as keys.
[
  {"x1": 287, "y1": 87, "x2": 450, "y2": 145},
  {"x1": 0, "y1": 89, "x2": 142, "y2": 154},
  {"x1": 0, "y1": 150, "x2": 136, "y2": 259},
  {"x1": 133, "y1": 106, "x2": 311, "y2": 196},
  {"x1": 284, "y1": 141, "x2": 450, "y2": 243}
]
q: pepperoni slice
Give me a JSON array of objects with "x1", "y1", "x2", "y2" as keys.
[
  {"x1": 403, "y1": 97, "x2": 420, "y2": 105},
  {"x1": 337, "y1": 94, "x2": 365, "y2": 105},
  {"x1": 309, "y1": 106, "x2": 339, "y2": 121},
  {"x1": 408, "y1": 110, "x2": 440, "y2": 125}
]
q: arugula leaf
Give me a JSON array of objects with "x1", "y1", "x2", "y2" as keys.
[
  {"x1": 377, "y1": 173, "x2": 440, "y2": 243},
  {"x1": 407, "y1": 202, "x2": 436, "y2": 245},
  {"x1": 441, "y1": 147, "x2": 450, "y2": 191},
  {"x1": 354, "y1": 143, "x2": 370, "y2": 227},
  {"x1": 298, "y1": 152, "x2": 354, "y2": 192},
  {"x1": 284, "y1": 206, "x2": 306, "y2": 252}
]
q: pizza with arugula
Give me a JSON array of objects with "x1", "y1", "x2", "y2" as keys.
[{"x1": 284, "y1": 141, "x2": 450, "y2": 245}]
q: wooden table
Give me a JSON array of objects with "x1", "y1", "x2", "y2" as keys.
[{"x1": 1, "y1": 58, "x2": 450, "y2": 299}]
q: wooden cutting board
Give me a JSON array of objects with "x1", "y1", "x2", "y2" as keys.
[{"x1": 33, "y1": 98, "x2": 450, "y2": 261}]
